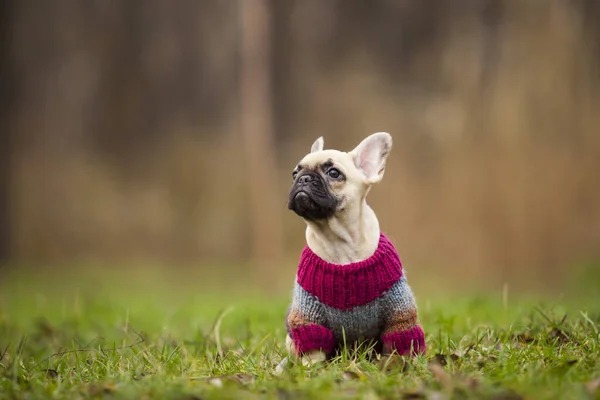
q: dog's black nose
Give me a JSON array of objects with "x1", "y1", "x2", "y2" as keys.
[{"x1": 298, "y1": 174, "x2": 314, "y2": 185}]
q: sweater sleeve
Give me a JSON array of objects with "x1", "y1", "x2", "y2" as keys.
[
  {"x1": 286, "y1": 282, "x2": 335, "y2": 355},
  {"x1": 380, "y1": 276, "x2": 426, "y2": 356}
]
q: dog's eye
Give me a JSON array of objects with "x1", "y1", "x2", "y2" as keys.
[
  {"x1": 292, "y1": 171, "x2": 298, "y2": 180},
  {"x1": 327, "y1": 168, "x2": 341, "y2": 179}
]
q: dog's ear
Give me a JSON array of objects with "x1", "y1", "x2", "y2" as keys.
[
  {"x1": 310, "y1": 137, "x2": 324, "y2": 153},
  {"x1": 350, "y1": 132, "x2": 393, "y2": 184}
]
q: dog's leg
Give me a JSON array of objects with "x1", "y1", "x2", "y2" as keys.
[
  {"x1": 286, "y1": 314, "x2": 333, "y2": 364},
  {"x1": 380, "y1": 278, "x2": 426, "y2": 356},
  {"x1": 381, "y1": 324, "x2": 425, "y2": 356},
  {"x1": 286, "y1": 334, "x2": 326, "y2": 366},
  {"x1": 286, "y1": 285, "x2": 334, "y2": 364}
]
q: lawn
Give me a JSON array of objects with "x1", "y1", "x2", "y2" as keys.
[{"x1": 0, "y1": 268, "x2": 599, "y2": 400}]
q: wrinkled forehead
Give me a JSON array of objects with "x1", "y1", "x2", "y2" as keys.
[{"x1": 297, "y1": 150, "x2": 354, "y2": 170}]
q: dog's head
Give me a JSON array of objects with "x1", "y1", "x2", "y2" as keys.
[{"x1": 287, "y1": 132, "x2": 393, "y2": 221}]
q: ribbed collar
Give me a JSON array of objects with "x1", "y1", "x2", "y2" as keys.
[{"x1": 296, "y1": 233, "x2": 403, "y2": 310}]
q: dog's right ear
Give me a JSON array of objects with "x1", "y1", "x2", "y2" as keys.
[
  {"x1": 310, "y1": 137, "x2": 324, "y2": 153},
  {"x1": 350, "y1": 132, "x2": 393, "y2": 184}
]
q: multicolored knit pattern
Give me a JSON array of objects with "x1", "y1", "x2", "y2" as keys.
[{"x1": 286, "y1": 233, "x2": 426, "y2": 357}]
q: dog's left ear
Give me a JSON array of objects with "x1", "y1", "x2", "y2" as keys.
[
  {"x1": 350, "y1": 132, "x2": 393, "y2": 184},
  {"x1": 310, "y1": 137, "x2": 324, "y2": 153}
]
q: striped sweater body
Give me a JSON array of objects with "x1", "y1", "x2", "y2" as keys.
[{"x1": 286, "y1": 233, "x2": 426, "y2": 357}]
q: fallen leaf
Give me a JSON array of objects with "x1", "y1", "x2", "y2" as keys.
[
  {"x1": 378, "y1": 355, "x2": 408, "y2": 372},
  {"x1": 515, "y1": 333, "x2": 534, "y2": 343},
  {"x1": 401, "y1": 390, "x2": 427, "y2": 399},
  {"x1": 474, "y1": 356, "x2": 498, "y2": 369},
  {"x1": 204, "y1": 374, "x2": 256, "y2": 387},
  {"x1": 42, "y1": 369, "x2": 59, "y2": 379},
  {"x1": 550, "y1": 327, "x2": 577, "y2": 345},
  {"x1": 430, "y1": 353, "x2": 459, "y2": 366},
  {"x1": 586, "y1": 377, "x2": 600, "y2": 395},
  {"x1": 87, "y1": 383, "x2": 116, "y2": 396},
  {"x1": 465, "y1": 377, "x2": 480, "y2": 390},
  {"x1": 207, "y1": 377, "x2": 223, "y2": 388},
  {"x1": 431, "y1": 354, "x2": 448, "y2": 366},
  {"x1": 132, "y1": 369, "x2": 149, "y2": 381},
  {"x1": 428, "y1": 392, "x2": 449, "y2": 400},
  {"x1": 273, "y1": 357, "x2": 288, "y2": 376},
  {"x1": 342, "y1": 371, "x2": 360, "y2": 381},
  {"x1": 428, "y1": 362, "x2": 453, "y2": 391},
  {"x1": 228, "y1": 374, "x2": 256, "y2": 385}
]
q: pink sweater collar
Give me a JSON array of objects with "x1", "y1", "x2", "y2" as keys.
[{"x1": 296, "y1": 233, "x2": 403, "y2": 310}]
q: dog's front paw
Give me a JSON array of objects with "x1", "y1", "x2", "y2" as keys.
[
  {"x1": 301, "y1": 350, "x2": 326, "y2": 366},
  {"x1": 285, "y1": 333, "x2": 330, "y2": 366}
]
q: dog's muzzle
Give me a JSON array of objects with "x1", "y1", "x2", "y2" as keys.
[{"x1": 288, "y1": 172, "x2": 337, "y2": 220}]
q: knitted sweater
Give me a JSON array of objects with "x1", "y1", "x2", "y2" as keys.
[{"x1": 286, "y1": 233, "x2": 426, "y2": 357}]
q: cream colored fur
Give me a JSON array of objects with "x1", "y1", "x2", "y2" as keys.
[{"x1": 286, "y1": 132, "x2": 393, "y2": 365}]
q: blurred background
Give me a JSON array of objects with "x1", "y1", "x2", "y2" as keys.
[{"x1": 1, "y1": 0, "x2": 599, "y2": 296}]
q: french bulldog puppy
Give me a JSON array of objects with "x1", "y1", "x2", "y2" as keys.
[{"x1": 285, "y1": 132, "x2": 426, "y2": 365}]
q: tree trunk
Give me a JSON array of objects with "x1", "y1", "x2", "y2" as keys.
[
  {"x1": 0, "y1": 0, "x2": 13, "y2": 268},
  {"x1": 239, "y1": 0, "x2": 284, "y2": 276}
]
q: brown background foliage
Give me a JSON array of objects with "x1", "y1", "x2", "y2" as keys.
[{"x1": 2, "y1": 0, "x2": 599, "y2": 293}]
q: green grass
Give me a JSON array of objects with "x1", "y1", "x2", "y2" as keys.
[{"x1": 1, "y1": 270, "x2": 599, "y2": 400}]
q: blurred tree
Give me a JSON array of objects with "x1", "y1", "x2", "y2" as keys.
[
  {"x1": 0, "y1": 0, "x2": 13, "y2": 266},
  {"x1": 2, "y1": 0, "x2": 599, "y2": 289},
  {"x1": 240, "y1": 0, "x2": 283, "y2": 272}
]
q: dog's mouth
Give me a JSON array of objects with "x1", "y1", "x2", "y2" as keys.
[
  {"x1": 288, "y1": 171, "x2": 338, "y2": 220},
  {"x1": 292, "y1": 191, "x2": 312, "y2": 208},
  {"x1": 288, "y1": 190, "x2": 336, "y2": 220}
]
